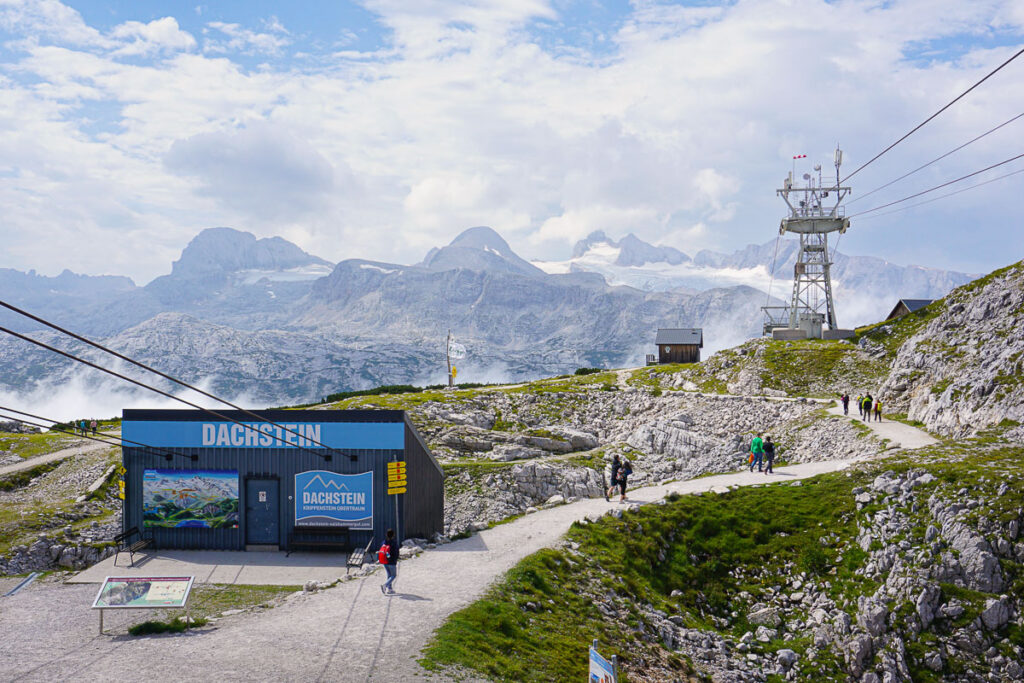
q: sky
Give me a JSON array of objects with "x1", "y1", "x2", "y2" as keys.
[{"x1": 1, "y1": 0, "x2": 1023, "y2": 285}]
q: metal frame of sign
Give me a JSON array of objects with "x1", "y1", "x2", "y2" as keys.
[{"x1": 91, "y1": 575, "x2": 196, "y2": 609}]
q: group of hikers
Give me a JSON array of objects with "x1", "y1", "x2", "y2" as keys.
[
  {"x1": 747, "y1": 433, "x2": 776, "y2": 474},
  {"x1": 840, "y1": 392, "x2": 883, "y2": 422},
  {"x1": 75, "y1": 419, "x2": 98, "y2": 435}
]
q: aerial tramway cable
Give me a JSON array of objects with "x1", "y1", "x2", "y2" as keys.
[
  {"x1": 840, "y1": 45, "x2": 1024, "y2": 185},
  {"x1": 856, "y1": 166, "x2": 1024, "y2": 221},
  {"x1": 849, "y1": 152, "x2": 1024, "y2": 218},
  {"x1": 0, "y1": 406, "x2": 191, "y2": 462},
  {"x1": 847, "y1": 110, "x2": 1024, "y2": 206},
  {"x1": 0, "y1": 299, "x2": 339, "y2": 456},
  {"x1": 0, "y1": 323, "x2": 335, "y2": 461}
]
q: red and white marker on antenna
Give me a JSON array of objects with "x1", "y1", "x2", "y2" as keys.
[{"x1": 792, "y1": 154, "x2": 807, "y2": 159}]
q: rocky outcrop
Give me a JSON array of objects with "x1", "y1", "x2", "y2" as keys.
[{"x1": 879, "y1": 261, "x2": 1024, "y2": 437}]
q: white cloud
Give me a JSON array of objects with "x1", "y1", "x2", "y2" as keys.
[
  {"x1": 203, "y1": 20, "x2": 290, "y2": 55},
  {"x1": 164, "y1": 123, "x2": 344, "y2": 220},
  {"x1": 0, "y1": 0, "x2": 1022, "y2": 282},
  {"x1": 110, "y1": 17, "x2": 196, "y2": 57}
]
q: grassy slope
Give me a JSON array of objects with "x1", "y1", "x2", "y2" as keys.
[
  {"x1": 0, "y1": 431, "x2": 82, "y2": 460},
  {"x1": 421, "y1": 430, "x2": 1024, "y2": 682},
  {"x1": 0, "y1": 447, "x2": 120, "y2": 557}
]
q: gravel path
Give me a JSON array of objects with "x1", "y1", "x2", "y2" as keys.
[
  {"x1": 824, "y1": 404, "x2": 938, "y2": 449},
  {"x1": 1, "y1": 456, "x2": 874, "y2": 683},
  {"x1": 0, "y1": 439, "x2": 113, "y2": 477}
]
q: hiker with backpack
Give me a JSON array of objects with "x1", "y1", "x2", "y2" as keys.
[
  {"x1": 616, "y1": 457, "x2": 633, "y2": 503},
  {"x1": 763, "y1": 436, "x2": 775, "y2": 475},
  {"x1": 841, "y1": 393, "x2": 849, "y2": 415},
  {"x1": 749, "y1": 433, "x2": 764, "y2": 473},
  {"x1": 379, "y1": 528, "x2": 399, "y2": 594}
]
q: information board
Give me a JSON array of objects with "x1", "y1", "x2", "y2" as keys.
[
  {"x1": 295, "y1": 470, "x2": 373, "y2": 529},
  {"x1": 92, "y1": 576, "x2": 195, "y2": 609},
  {"x1": 142, "y1": 469, "x2": 239, "y2": 529},
  {"x1": 589, "y1": 646, "x2": 616, "y2": 683}
]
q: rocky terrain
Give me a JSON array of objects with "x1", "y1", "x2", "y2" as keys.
[
  {"x1": 877, "y1": 260, "x2": 1024, "y2": 437},
  {"x1": 0, "y1": 225, "x2": 973, "y2": 404},
  {"x1": 0, "y1": 446, "x2": 122, "y2": 574}
]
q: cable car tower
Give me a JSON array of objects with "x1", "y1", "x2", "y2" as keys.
[{"x1": 762, "y1": 147, "x2": 853, "y2": 339}]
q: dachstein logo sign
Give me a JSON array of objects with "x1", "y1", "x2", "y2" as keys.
[{"x1": 295, "y1": 470, "x2": 373, "y2": 529}]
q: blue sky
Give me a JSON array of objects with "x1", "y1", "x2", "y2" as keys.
[{"x1": 0, "y1": 0, "x2": 1023, "y2": 283}]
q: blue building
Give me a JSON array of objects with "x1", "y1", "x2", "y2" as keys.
[{"x1": 121, "y1": 409, "x2": 443, "y2": 552}]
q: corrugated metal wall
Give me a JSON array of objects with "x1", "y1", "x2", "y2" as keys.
[
  {"x1": 403, "y1": 416, "x2": 445, "y2": 540},
  {"x1": 124, "y1": 444, "x2": 405, "y2": 551},
  {"x1": 121, "y1": 409, "x2": 444, "y2": 552}
]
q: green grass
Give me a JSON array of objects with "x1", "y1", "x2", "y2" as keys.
[
  {"x1": 0, "y1": 431, "x2": 81, "y2": 460},
  {"x1": 128, "y1": 615, "x2": 210, "y2": 635},
  {"x1": 125, "y1": 583, "x2": 300, "y2": 636},
  {"x1": 422, "y1": 468, "x2": 873, "y2": 681},
  {"x1": 0, "y1": 460, "x2": 65, "y2": 491}
]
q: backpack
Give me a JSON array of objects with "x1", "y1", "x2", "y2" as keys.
[
  {"x1": 622, "y1": 460, "x2": 633, "y2": 477},
  {"x1": 378, "y1": 543, "x2": 391, "y2": 564}
]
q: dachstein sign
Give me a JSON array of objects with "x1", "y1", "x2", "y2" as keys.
[
  {"x1": 122, "y1": 421, "x2": 404, "y2": 450},
  {"x1": 295, "y1": 471, "x2": 373, "y2": 529}
]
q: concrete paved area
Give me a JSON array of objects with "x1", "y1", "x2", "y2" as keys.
[
  {"x1": 0, "y1": 457, "x2": 868, "y2": 683},
  {"x1": 826, "y1": 403, "x2": 939, "y2": 449},
  {"x1": 70, "y1": 550, "x2": 351, "y2": 586}
]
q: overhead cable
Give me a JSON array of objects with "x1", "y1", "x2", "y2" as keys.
[
  {"x1": 841, "y1": 46, "x2": 1024, "y2": 184},
  {"x1": 856, "y1": 165, "x2": 1024, "y2": 221},
  {"x1": 0, "y1": 325, "x2": 334, "y2": 462},
  {"x1": 0, "y1": 299, "x2": 337, "y2": 456},
  {"x1": 847, "y1": 110, "x2": 1024, "y2": 205},
  {"x1": 849, "y1": 152, "x2": 1024, "y2": 218},
  {"x1": 0, "y1": 407, "x2": 191, "y2": 462}
]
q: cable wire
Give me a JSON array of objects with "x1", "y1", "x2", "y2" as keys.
[
  {"x1": 0, "y1": 325, "x2": 334, "y2": 461},
  {"x1": 841, "y1": 45, "x2": 1024, "y2": 184},
  {"x1": 849, "y1": 152, "x2": 1024, "y2": 218},
  {"x1": 856, "y1": 165, "x2": 1024, "y2": 221},
  {"x1": 0, "y1": 407, "x2": 189, "y2": 461},
  {"x1": 765, "y1": 234, "x2": 781, "y2": 306},
  {"x1": 0, "y1": 299, "x2": 339, "y2": 457},
  {"x1": 847, "y1": 110, "x2": 1024, "y2": 205}
]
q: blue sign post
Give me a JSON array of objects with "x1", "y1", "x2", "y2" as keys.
[
  {"x1": 589, "y1": 640, "x2": 617, "y2": 683},
  {"x1": 295, "y1": 471, "x2": 374, "y2": 529}
]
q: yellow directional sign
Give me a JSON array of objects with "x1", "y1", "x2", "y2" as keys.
[
  {"x1": 388, "y1": 476, "x2": 407, "y2": 487},
  {"x1": 387, "y1": 486, "x2": 407, "y2": 495},
  {"x1": 387, "y1": 462, "x2": 406, "y2": 472}
]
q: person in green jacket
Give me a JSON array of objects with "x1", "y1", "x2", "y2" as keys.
[{"x1": 749, "y1": 433, "x2": 764, "y2": 472}]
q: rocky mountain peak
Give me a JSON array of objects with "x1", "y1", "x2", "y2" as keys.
[
  {"x1": 569, "y1": 231, "x2": 690, "y2": 266},
  {"x1": 167, "y1": 227, "x2": 331, "y2": 279},
  {"x1": 420, "y1": 226, "x2": 544, "y2": 277}
]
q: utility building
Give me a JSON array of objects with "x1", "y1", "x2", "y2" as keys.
[
  {"x1": 885, "y1": 299, "x2": 934, "y2": 321},
  {"x1": 120, "y1": 409, "x2": 443, "y2": 553},
  {"x1": 653, "y1": 328, "x2": 703, "y2": 364}
]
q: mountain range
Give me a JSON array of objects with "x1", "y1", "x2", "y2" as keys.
[{"x1": 0, "y1": 226, "x2": 973, "y2": 405}]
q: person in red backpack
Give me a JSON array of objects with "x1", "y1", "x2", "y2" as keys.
[{"x1": 379, "y1": 528, "x2": 399, "y2": 594}]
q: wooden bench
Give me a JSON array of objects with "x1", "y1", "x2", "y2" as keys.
[
  {"x1": 114, "y1": 526, "x2": 153, "y2": 567},
  {"x1": 345, "y1": 538, "x2": 375, "y2": 575},
  {"x1": 286, "y1": 527, "x2": 350, "y2": 557}
]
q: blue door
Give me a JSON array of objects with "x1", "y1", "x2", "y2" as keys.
[{"x1": 245, "y1": 479, "x2": 279, "y2": 545}]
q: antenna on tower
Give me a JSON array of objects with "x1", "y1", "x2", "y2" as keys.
[{"x1": 762, "y1": 148, "x2": 855, "y2": 340}]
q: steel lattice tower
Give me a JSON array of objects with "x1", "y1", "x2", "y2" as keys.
[{"x1": 763, "y1": 148, "x2": 851, "y2": 337}]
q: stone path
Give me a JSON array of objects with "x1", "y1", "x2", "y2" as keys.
[
  {"x1": 825, "y1": 404, "x2": 938, "y2": 450},
  {"x1": 0, "y1": 438, "x2": 115, "y2": 478},
  {"x1": 1, "y1": 457, "x2": 869, "y2": 683}
]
